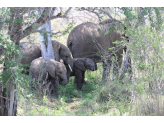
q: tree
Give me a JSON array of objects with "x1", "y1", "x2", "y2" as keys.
[{"x1": 0, "y1": 7, "x2": 72, "y2": 116}]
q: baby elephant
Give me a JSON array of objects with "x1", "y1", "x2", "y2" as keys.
[
  {"x1": 29, "y1": 57, "x2": 68, "y2": 96},
  {"x1": 70, "y1": 58, "x2": 97, "y2": 90}
]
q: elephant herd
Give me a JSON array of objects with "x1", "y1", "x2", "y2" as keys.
[
  {"x1": 20, "y1": 40, "x2": 97, "y2": 93},
  {"x1": 18, "y1": 19, "x2": 129, "y2": 95}
]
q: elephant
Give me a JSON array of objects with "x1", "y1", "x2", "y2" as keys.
[
  {"x1": 70, "y1": 58, "x2": 97, "y2": 90},
  {"x1": 20, "y1": 40, "x2": 73, "y2": 80},
  {"x1": 20, "y1": 42, "x2": 41, "y2": 74},
  {"x1": 0, "y1": 42, "x2": 41, "y2": 74},
  {"x1": 29, "y1": 57, "x2": 68, "y2": 96},
  {"x1": 67, "y1": 19, "x2": 129, "y2": 81}
]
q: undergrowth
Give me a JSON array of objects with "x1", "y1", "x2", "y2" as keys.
[{"x1": 17, "y1": 63, "x2": 134, "y2": 116}]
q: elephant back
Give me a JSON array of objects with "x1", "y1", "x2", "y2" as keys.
[
  {"x1": 29, "y1": 57, "x2": 47, "y2": 80},
  {"x1": 67, "y1": 22, "x2": 101, "y2": 60},
  {"x1": 20, "y1": 42, "x2": 41, "y2": 65},
  {"x1": 67, "y1": 21, "x2": 123, "y2": 63}
]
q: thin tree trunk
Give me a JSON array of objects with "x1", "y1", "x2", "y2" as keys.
[
  {"x1": 0, "y1": 82, "x2": 2, "y2": 116},
  {"x1": 119, "y1": 47, "x2": 132, "y2": 81},
  {"x1": 0, "y1": 7, "x2": 71, "y2": 116},
  {"x1": 0, "y1": 8, "x2": 22, "y2": 116},
  {"x1": 135, "y1": 7, "x2": 146, "y2": 27},
  {"x1": 38, "y1": 7, "x2": 59, "y2": 95},
  {"x1": 39, "y1": 21, "x2": 55, "y2": 59},
  {"x1": 8, "y1": 84, "x2": 15, "y2": 116},
  {"x1": 120, "y1": 11, "x2": 146, "y2": 101},
  {"x1": 39, "y1": 7, "x2": 55, "y2": 60}
]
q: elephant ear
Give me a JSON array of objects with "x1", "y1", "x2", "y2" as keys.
[
  {"x1": 74, "y1": 59, "x2": 86, "y2": 71},
  {"x1": 45, "y1": 59, "x2": 56, "y2": 78}
]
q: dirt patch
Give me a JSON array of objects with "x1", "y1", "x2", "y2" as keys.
[{"x1": 66, "y1": 101, "x2": 82, "y2": 112}]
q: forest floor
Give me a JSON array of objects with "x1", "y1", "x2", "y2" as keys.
[{"x1": 16, "y1": 63, "x2": 164, "y2": 116}]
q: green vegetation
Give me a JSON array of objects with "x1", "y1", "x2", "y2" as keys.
[
  {"x1": 17, "y1": 63, "x2": 133, "y2": 116},
  {"x1": 17, "y1": 22, "x2": 164, "y2": 116},
  {"x1": 1, "y1": 7, "x2": 164, "y2": 116}
]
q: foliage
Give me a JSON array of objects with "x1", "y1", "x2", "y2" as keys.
[
  {"x1": 0, "y1": 31, "x2": 34, "y2": 99},
  {"x1": 1, "y1": 7, "x2": 164, "y2": 116}
]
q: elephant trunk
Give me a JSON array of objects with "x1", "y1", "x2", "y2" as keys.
[
  {"x1": 61, "y1": 77, "x2": 68, "y2": 86},
  {"x1": 93, "y1": 59, "x2": 97, "y2": 71},
  {"x1": 64, "y1": 58, "x2": 73, "y2": 83},
  {"x1": 66, "y1": 64, "x2": 71, "y2": 84}
]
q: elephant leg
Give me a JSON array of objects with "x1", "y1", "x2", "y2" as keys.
[
  {"x1": 74, "y1": 77, "x2": 87, "y2": 84},
  {"x1": 74, "y1": 77, "x2": 77, "y2": 84},
  {"x1": 52, "y1": 77, "x2": 60, "y2": 95},
  {"x1": 77, "y1": 78, "x2": 82, "y2": 90},
  {"x1": 102, "y1": 58, "x2": 112, "y2": 82},
  {"x1": 75, "y1": 68, "x2": 83, "y2": 90}
]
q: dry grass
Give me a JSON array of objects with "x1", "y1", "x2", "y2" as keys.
[{"x1": 131, "y1": 93, "x2": 164, "y2": 116}]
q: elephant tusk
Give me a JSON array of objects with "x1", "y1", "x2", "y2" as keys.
[
  {"x1": 68, "y1": 64, "x2": 72, "y2": 72},
  {"x1": 45, "y1": 72, "x2": 48, "y2": 81}
]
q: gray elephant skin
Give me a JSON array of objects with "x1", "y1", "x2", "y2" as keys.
[
  {"x1": 70, "y1": 58, "x2": 97, "y2": 90},
  {"x1": 20, "y1": 42, "x2": 41, "y2": 74},
  {"x1": 67, "y1": 19, "x2": 126, "y2": 79},
  {"x1": 29, "y1": 57, "x2": 68, "y2": 95},
  {"x1": 20, "y1": 40, "x2": 73, "y2": 80}
]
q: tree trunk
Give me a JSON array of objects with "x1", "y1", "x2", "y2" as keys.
[
  {"x1": 8, "y1": 83, "x2": 17, "y2": 116},
  {"x1": 38, "y1": 7, "x2": 59, "y2": 95},
  {"x1": 39, "y1": 21, "x2": 55, "y2": 59},
  {"x1": 135, "y1": 7, "x2": 146, "y2": 27},
  {"x1": 119, "y1": 47, "x2": 132, "y2": 82},
  {"x1": 39, "y1": 7, "x2": 55, "y2": 60},
  {"x1": 0, "y1": 8, "x2": 23, "y2": 116},
  {"x1": 0, "y1": 7, "x2": 71, "y2": 116}
]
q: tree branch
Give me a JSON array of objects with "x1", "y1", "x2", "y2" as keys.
[
  {"x1": 35, "y1": 30, "x2": 61, "y2": 35},
  {"x1": 76, "y1": 7, "x2": 103, "y2": 22},
  {"x1": 49, "y1": 7, "x2": 56, "y2": 17},
  {"x1": 20, "y1": 7, "x2": 72, "y2": 40},
  {"x1": 60, "y1": 7, "x2": 72, "y2": 18},
  {"x1": 21, "y1": 7, "x2": 52, "y2": 39},
  {"x1": 101, "y1": 7, "x2": 113, "y2": 19}
]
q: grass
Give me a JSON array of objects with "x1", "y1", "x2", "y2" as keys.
[
  {"x1": 16, "y1": 60, "x2": 164, "y2": 116},
  {"x1": 17, "y1": 63, "x2": 134, "y2": 116}
]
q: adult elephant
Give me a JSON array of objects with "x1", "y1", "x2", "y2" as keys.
[
  {"x1": 20, "y1": 40, "x2": 73, "y2": 80},
  {"x1": 67, "y1": 19, "x2": 128, "y2": 80},
  {"x1": 20, "y1": 42, "x2": 41, "y2": 74}
]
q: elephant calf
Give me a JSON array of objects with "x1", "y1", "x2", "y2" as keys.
[
  {"x1": 29, "y1": 57, "x2": 68, "y2": 96},
  {"x1": 70, "y1": 58, "x2": 97, "y2": 90}
]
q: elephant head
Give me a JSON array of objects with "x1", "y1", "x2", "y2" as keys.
[
  {"x1": 45, "y1": 59, "x2": 68, "y2": 85},
  {"x1": 52, "y1": 40, "x2": 73, "y2": 83},
  {"x1": 59, "y1": 43, "x2": 73, "y2": 69},
  {"x1": 74, "y1": 58, "x2": 97, "y2": 71},
  {"x1": 51, "y1": 40, "x2": 73, "y2": 73}
]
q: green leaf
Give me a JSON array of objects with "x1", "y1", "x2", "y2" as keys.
[{"x1": 32, "y1": 23, "x2": 39, "y2": 30}]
